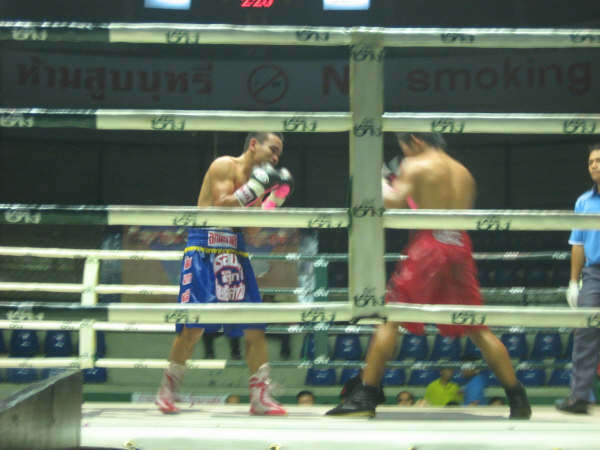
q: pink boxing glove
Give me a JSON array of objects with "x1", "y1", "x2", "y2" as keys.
[{"x1": 262, "y1": 168, "x2": 294, "y2": 210}]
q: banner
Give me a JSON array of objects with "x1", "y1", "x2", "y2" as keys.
[{"x1": 1, "y1": 49, "x2": 598, "y2": 112}]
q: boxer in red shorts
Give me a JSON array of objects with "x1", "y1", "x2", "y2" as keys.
[{"x1": 327, "y1": 132, "x2": 531, "y2": 419}]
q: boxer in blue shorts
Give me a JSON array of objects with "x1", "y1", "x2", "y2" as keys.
[
  {"x1": 175, "y1": 227, "x2": 265, "y2": 336},
  {"x1": 156, "y1": 132, "x2": 293, "y2": 415}
]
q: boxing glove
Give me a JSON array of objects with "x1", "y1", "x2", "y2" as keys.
[
  {"x1": 262, "y1": 168, "x2": 294, "y2": 210},
  {"x1": 234, "y1": 163, "x2": 284, "y2": 206}
]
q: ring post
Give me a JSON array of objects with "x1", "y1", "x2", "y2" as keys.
[
  {"x1": 348, "y1": 29, "x2": 386, "y2": 321},
  {"x1": 79, "y1": 257, "x2": 99, "y2": 368}
]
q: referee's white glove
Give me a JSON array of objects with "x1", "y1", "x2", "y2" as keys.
[{"x1": 566, "y1": 280, "x2": 579, "y2": 309}]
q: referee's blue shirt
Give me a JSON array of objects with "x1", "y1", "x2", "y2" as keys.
[{"x1": 569, "y1": 185, "x2": 600, "y2": 266}]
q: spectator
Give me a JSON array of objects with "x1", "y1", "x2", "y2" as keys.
[
  {"x1": 424, "y1": 368, "x2": 463, "y2": 406},
  {"x1": 297, "y1": 390, "x2": 316, "y2": 405},
  {"x1": 396, "y1": 390, "x2": 415, "y2": 406},
  {"x1": 460, "y1": 362, "x2": 488, "y2": 406},
  {"x1": 225, "y1": 394, "x2": 241, "y2": 404}
]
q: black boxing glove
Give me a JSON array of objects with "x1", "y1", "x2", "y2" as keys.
[
  {"x1": 262, "y1": 167, "x2": 294, "y2": 209},
  {"x1": 234, "y1": 163, "x2": 283, "y2": 206}
]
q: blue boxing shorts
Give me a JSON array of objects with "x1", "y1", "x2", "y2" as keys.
[{"x1": 176, "y1": 227, "x2": 265, "y2": 337}]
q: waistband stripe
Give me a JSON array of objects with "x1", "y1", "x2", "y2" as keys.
[{"x1": 184, "y1": 245, "x2": 249, "y2": 258}]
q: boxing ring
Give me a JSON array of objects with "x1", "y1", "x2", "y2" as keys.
[{"x1": 1, "y1": 22, "x2": 600, "y2": 449}]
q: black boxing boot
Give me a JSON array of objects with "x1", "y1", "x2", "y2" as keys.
[
  {"x1": 339, "y1": 375, "x2": 386, "y2": 405},
  {"x1": 504, "y1": 382, "x2": 532, "y2": 419},
  {"x1": 326, "y1": 381, "x2": 380, "y2": 417}
]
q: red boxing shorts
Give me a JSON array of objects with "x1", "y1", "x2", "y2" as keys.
[{"x1": 386, "y1": 230, "x2": 488, "y2": 337}]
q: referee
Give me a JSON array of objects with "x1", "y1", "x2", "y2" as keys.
[{"x1": 557, "y1": 142, "x2": 600, "y2": 414}]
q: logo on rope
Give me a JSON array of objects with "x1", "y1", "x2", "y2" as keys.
[
  {"x1": 296, "y1": 30, "x2": 330, "y2": 42},
  {"x1": 351, "y1": 200, "x2": 384, "y2": 218},
  {"x1": 431, "y1": 119, "x2": 465, "y2": 134},
  {"x1": 476, "y1": 215, "x2": 511, "y2": 231},
  {"x1": 283, "y1": 117, "x2": 318, "y2": 132},
  {"x1": 353, "y1": 287, "x2": 385, "y2": 307},
  {"x1": 563, "y1": 119, "x2": 597, "y2": 134},
  {"x1": 0, "y1": 113, "x2": 34, "y2": 128},
  {"x1": 353, "y1": 118, "x2": 382, "y2": 137},
  {"x1": 451, "y1": 311, "x2": 486, "y2": 325},
  {"x1": 166, "y1": 30, "x2": 201, "y2": 44},
  {"x1": 307, "y1": 215, "x2": 344, "y2": 229},
  {"x1": 172, "y1": 213, "x2": 206, "y2": 227},
  {"x1": 300, "y1": 307, "x2": 336, "y2": 323},
  {"x1": 350, "y1": 45, "x2": 385, "y2": 62},
  {"x1": 3, "y1": 210, "x2": 41, "y2": 224},
  {"x1": 6, "y1": 309, "x2": 44, "y2": 322},
  {"x1": 11, "y1": 28, "x2": 48, "y2": 41},
  {"x1": 440, "y1": 33, "x2": 475, "y2": 44},
  {"x1": 569, "y1": 34, "x2": 600, "y2": 44},
  {"x1": 151, "y1": 116, "x2": 186, "y2": 131},
  {"x1": 587, "y1": 313, "x2": 600, "y2": 328},
  {"x1": 165, "y1": 310, "x2": 200, "y2": 324}
]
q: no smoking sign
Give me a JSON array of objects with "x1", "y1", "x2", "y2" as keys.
[{"x1": 247, "y1": 64, "x2": 288, "y2": 105}]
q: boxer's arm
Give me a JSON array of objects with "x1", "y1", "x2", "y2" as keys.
[{"x1": 208, "y1": 158, "x2": 242, "y2": 207}]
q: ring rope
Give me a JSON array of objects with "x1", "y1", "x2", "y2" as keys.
[
  {"x1": 0, "y1": 246, "x2": 570, "y2": 261},
  {"x1": 0, "y1": 301, "x2": 598, "y2": 328},
  {"x1": 2, "y1": 204, "x2": 600, "y2": 230},
  {"x1": 0, "y1": 282, "x2": 565, "y2": 301},
  {"x1": 0, "y1": 320, "x2": 569, "y2": 335},
  {"x1": 1, "y1": 22, "x2": 600, "y2": 48},
  {"x1": 1, "y1": 109, "x2": 599, "y2": 135},
  {"x1": 0, "y1": 356, "x2": 570, "y2": 371}
]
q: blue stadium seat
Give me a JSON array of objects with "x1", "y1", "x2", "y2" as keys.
[
  {"x1": 552, "y1": 265, "x2": 570, "y2": 287},
  {"x1": 492, "y1": 232, "x2": 512, "y2": 253},
  {"x1": 462, "y1": 338, "x2": 482, "y2": 360},
  {"x1": 429, "y1": 335, "x2": 461, "y2": 361},
  {"x1": 305, "y1": 368, "x2": 337, "y2": 386},
  {"x1": 96, "y1": 331, "x2": 107, "y2": 358},
  {"x1": 7, "y1": 368, "x2": 38, "y2": 383},
  {"x1": 397, "y1": 334, "x2": 429, "y2": 360},
  {"x1": 44, "y1": 331, "x2": 73, "y2": 357},
  {"x1": 9, "y1": 330, "x2": 39, "y2": 357},
  {"x1": 516, "y1": 362, "x2": 546, "y2": 387},
  {"x1": 548, "y1": 364, "x2": 571, "y2": 386},
  {"x1": 332, "y1": 334, "x2": 363, "y2": 361},
  {"x1": 41, "y1": 368, "x2": 68, "y2": 379},
  {"x1": 524, "y1": 266, "x2": 550, "y2": 287},
  {"x1": 530, "y1": 332, "x2": 562, "y2": 360},
  {"x1": 407, "y1": 368, "x2": 438, "y2": 386},
  {"x1": 476, "y1": 262, "x2": 490, "y2": 286},
  {"x1": 339, "y1": 367, "x2": 361, "y2": 385},
  {"x1": 451, "y1": 371, "x2": 466, "y2": 385},
  {"x1": 300, "y1": 334, "x2": 315, "y2": 360},
  {"x1": 481, "y1": 369, "x2": 501, "y2": 387},
  {"x1": 0, "y1": 330, "x2": 5, "y2": 354},
  {"x1": 83, "y1": 367, "x2": 108, "y2": 383},
  {"x1": 382, "y1": 368, "x2": 405, "y2": 386},
  {"x1": 564, "y1": 332, "x2": 574, "y2": 360},
  {"x1": 493, "y1": 265, "x2": 519, "y2": 287},
  {"x1": 500, "y1": 332, "x2": 528, "y2": 360}
]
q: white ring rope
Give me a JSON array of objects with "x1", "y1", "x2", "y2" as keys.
[
  {"x1": 2, "y1": 205, "x2": 600, "y2": 230},
  {"x1": 0, "y1": 301, "x2": 597, "y2": 328},
  {"x1": 1, "y1": 22, "x2": 600, "y2": 48},
  {"x1": 2, "y1": 109, "x2": 599, "y2": 135}
]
